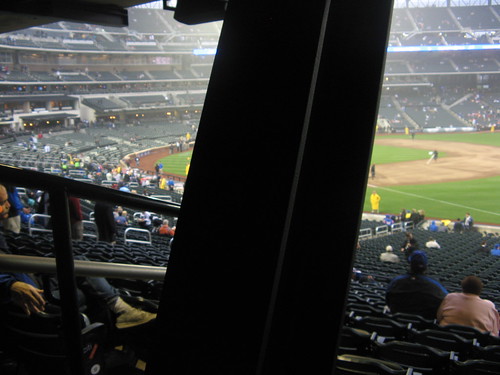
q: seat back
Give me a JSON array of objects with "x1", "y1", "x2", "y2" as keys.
[
  {"x1": 411, "y1": 329, "x2": 476, "y2": 360},
  {"x1": 389, "y1": 312, "x2": 437, "y2": 331},
  {"x1": 336, "y1": 354, "x2": 413, "y2": 375},
  {"x1": 472, "y1": 345, "x2": 500, "y2": 363},
  {"x1": 338, "y1": 326, "x2": 375, "y2": 355},
  {"x1": 373, "y1": 340, "x2": 452, "y2": 375},
  {"x1": 438, "y1": 324, "x2": 491, "y2": 347},
  {"x1": 2, "y1": 308, "x2": 106, "y2": 375},
  {"x1": 352, "y1": 316, "x2": 410, "y2": 341},
  {"x1": 450, "y1": 359, "x2": 500, "y2": 375}
]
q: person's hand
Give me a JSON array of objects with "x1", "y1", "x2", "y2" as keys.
[{"x1": 10, "y1": 281, "x2": 46, "y2": 316}]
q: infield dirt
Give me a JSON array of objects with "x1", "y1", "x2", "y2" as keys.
[{"x1": 370, "y1": 138, "x2": 500, "y2": 186}]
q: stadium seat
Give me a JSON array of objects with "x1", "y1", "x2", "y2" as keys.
[
  {"x1": 373, "y1": 340, "x2": 454, "y2": 375},
  {"x1": 389, "y1": 313, "x2": 437, "y2": 331},
  {"x1": 438, "y1": 324, "x2": 496, "y2": 347},
  {"x1": 410, "y1": 329, "x2": 477, "y2": 361},
  {"x1": 345, "y1": 301, "x2": 386, "y2": 318},
  {"x1": 350, "y1": 316, "x2": 411, "y2": 341},
  {"x1": 471, "y1": 345, "x2": 500, "y2": 363},
  {"x1": 2, "y1": 307, "x2": 106, "y2": 375},
  {"x1": 338, "y1": 326, "x2": 376, "y2": 355},
  {"x1": 335, "y1": 354, "x2": 413, "y2": 375},
  {"x1": 449, "y1": 359, "x2": 500, "y2": 375}
]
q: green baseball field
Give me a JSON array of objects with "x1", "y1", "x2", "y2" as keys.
[
  {"x1": 156, "y1": 151, "x2": 192, "y2": 177},
  {"x1": 363, "y1": 132, "x2": 500, "y2": 225},
  {"x1": 152, "y1": 133, "x2": 500, "y2": 225}
]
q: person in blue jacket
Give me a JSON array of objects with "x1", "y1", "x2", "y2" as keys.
[{"x1": 386, "y1": 250, "x2": 448, "y2": 320}]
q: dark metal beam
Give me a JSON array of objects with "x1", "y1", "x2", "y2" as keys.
[
  {"x1": 49, "y1": 187, "x2": 84, "y2": 375},
  {"x1": 146, "y1": 0, "x2": 393, "y2": 374}
]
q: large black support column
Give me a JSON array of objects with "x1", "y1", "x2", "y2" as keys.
[{"x1": 147, "y1": 1, "x2": 393, "y2": 374}]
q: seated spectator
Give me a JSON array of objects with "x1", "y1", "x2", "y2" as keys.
[
  {"x1": 352, "y1": 267, "x2": 374, "y2": 283},
  {"x1": 464, "y1": 213, "x2": 474, "y2": 230},
  {"x1": 113, "y1": 206, "x2": 124, "y2": 218},
  {"x1": 428, "y1": 221, "x2": 438, "y2": 232},
  {"x1": 116, "y1": 211, "x2": 129, "y2": 226},
  {"x1": 380, "y1": 245, "x2": 399, "y2": 263},
  {"x1": 158, "y1": 219, "x2": 176, "y2": 237},
  {"x1": 437, "y1": 276, "x2": 499, "y2": 336},
  {"x1": 386, "y1": 251, "x2": 448, "y2": 320},
  {"x1": 400, "y1": 232, "x2": 418, "y2": 259},
  {"x1": 0, "y1": 184, "x2": 155, "y2": 328},
  {"x1": 167, "y1": 178, "x2": 175, "y2": 191},
  {"x1": 453, "y1": 218, "x2": 464, "y2": 233},
  {"x1": 476, "y1": 241, "x2": 490, "y2": 255},
  {"x1": 441, "y1": 219, "x2": 451, "y2": 227},
  {"x1": 383, "y1": 214, "x2": 394, "y2": 226},
  {"x1": 425, "y1": 237, "x2": 441, "y2": 249},
  {"x1": 137, "y1": 211, "x2": 152, "y2": 230},
  {"x1": 436, "y1": 221, "x2": 449, "y2": 232},
  {"x1": 491, "y1": 244, "x2": 500, "y2": 256}
]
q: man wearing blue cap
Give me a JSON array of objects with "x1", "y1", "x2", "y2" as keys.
[{"x1": 385, "y1": 250, "x2": 448, "y2": 320}]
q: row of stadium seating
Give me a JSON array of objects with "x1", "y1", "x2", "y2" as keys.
[
  {"x1": 378, "y1": 89, "x2": 499, "y2": 130},
  {"x1": 336, "y1": 222, "x2": 500, "y2": 374},
  {"x1": 0, "y1": 68, "x2": 207, "y2": 83}
]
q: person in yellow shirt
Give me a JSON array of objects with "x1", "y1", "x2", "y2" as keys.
[
  {"x1": 159, "y1": 176, "x2": 167, "y2": 190},
  {"x1": 370, "y1": 190, "x2": 381, "y2": 213}
]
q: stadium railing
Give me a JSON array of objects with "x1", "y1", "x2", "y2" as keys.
[{"x1": 0, "y1": 163, "x2": 180, "y2": 375}]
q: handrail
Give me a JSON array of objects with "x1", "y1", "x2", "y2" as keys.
[
  {"x1": 124, "y1": 227, "x2": 152, "y2": 245},
  {"x1": 0, "y1": 254, "x2": 167, "y2": 281},
  {"x1": 359, "y1": 228, "x2": 372, "y2": 239},
  {"x1": 391, "y1": 222, "x2": 404, "y2": 233},
  {"x1": 0, "y1": 163, "x2": 179, "y2": 375},
  {"x1": 151, "y1": 194, "x2": 173, "y2": 202},
  {"x1": 29, "y1": 213, "x2": 52, "y2": 235},
  {"x1": 82, "y1": 220, "x2": 97, "y2": 241}
]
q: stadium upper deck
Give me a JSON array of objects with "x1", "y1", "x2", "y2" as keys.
[{"x1": 0, "y1": 6, "x2": 498, "y2": 134}]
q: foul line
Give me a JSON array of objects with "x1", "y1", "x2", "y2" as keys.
[{"x1": 367, "y1": 183, "x2": 500, "y2": 217}]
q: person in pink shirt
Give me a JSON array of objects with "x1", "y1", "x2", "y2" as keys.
[{"x1": 437, "y1": 275, "x2": 500, "y2": 336}]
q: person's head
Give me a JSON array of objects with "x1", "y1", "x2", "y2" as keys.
[
  {"x1": 385, "y1": 245, "x2": 393, "y2": 252},
  {"x1": 162, "y1": 219, "x2": 169, "y2": 226},
  {"x1": 461, "y1": 276, "x2": 483, "y2": 295},
  {"x1": 0, "y1": 183, "x2": 11, "y2": 219},
  {"x1": 409, "y1": 250, "x2": 428, "y2": 274}
]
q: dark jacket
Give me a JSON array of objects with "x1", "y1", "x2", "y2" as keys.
[{"x1": 386, "y1": 273, "x2": 448, "y2": 320}]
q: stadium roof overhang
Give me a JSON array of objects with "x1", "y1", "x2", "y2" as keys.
[
  {"x1": 0, "y1": 0, "x2": 227, "y2": 33},
  {"x1": 0, "y1": 0, "x2": 153, "y2": 33},
  {"x1": 19, "y1": 112, "x2": 78, "y2": 122}
]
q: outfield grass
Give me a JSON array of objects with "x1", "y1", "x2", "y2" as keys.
[
  {"x1": 377, "y1": 131, "x2": 500, "y2": 147},
  {"x1": 365, "y1": 132, "x2": 500, "y2": 224},
  {"x1": 156, "y1": 150, "x2": 192, "y2": 176},
  {"x1": 364, "y1": 176, "x2": 500, "y2": 224}
]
